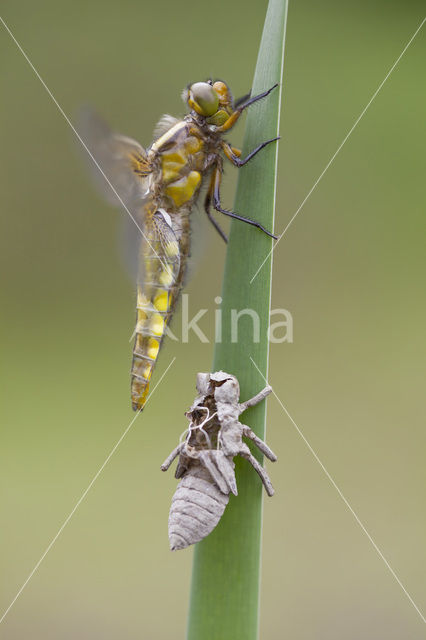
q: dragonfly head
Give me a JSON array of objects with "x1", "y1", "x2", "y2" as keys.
[{"x1": 184, "y1": 80, "x2": 233, "y2": 126}]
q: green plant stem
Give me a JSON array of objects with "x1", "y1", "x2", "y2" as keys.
[{"x1": 187, "y1": 1, "x2": 288, "y2": 638}]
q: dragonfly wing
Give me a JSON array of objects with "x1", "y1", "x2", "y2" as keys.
[
  {"x1": 78, "y1": 108, "x2": 194, "y2": 412},
  {"x1": 77, "y1": 107, "x2": 151, "y2": 213},
  {"x1": 136, "y1": 210, "x2": 181, "y2": 327},
  {"x1": 118, "y1": 214, "x2": 141, "y2": 283},
  {"x1": 151, "y1": 209, "x2": 181, "y2": 282},
  {"x1": 152, "y1": 114, "x2": 180, "y2": 140},
  {"x1": 119, "y1": 201, "x2": 209, "y2": 287}
]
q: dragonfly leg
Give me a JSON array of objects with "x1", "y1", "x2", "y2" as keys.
[
  {"x1": 238, "y1": 384, "x2": 272, "y2": 412},
  {"x1": 215, "y1": 83, "x2": 278, "y2": 133},
  {"x1": 161, "y1": 443, "x2": 185, "y2": 471},
  {"x1": 241, "y1": 424, "x2": 277, "y2": 462},
  {"x1": 222, "y1": 137, "x2": 279, "y2": 168},
  {"x1": 234, "y1": 91, "x2": 251, "y2": 109},
  {"x1": 204, "y1": 171, "x2": 228, "y2": 243},
  {"x1": 239, "y1": 444, "x2": 275, "y2": 496},
  {"x1": 211, "y1": 163, "x2": 277, "y2": 239}
]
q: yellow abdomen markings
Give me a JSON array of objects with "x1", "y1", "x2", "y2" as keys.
[
  {"x1": 131, "y1": 211, "x2": 181, "y2": 412},
  {"x1": 149, "y1": 312, "x2": 165, "y2": 336},
  {"x1": 132, "y1": 287, "x2": 171, "y2": 410},
  {"x1": 165, "y1": 171, "x2": 202, "y2": 208},
  {"x1": 159, "y1": 268, "x2": 174, "y2": 287},
  {"x1": 153, "y1": 289, "x2": 168, "y2": 311}
]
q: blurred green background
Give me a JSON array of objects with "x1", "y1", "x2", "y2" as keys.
[{"x1": 1, "y1": 0, "x2": 425, "y2": 637}]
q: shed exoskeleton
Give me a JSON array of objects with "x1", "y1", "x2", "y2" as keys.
[{"x1": 161, "y1": 371, "x2": 277, "y2": 551}]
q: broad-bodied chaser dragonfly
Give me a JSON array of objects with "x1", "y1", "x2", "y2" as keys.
[{"x1": 81, "y1": 80, "x2": 278, "y2": 411}]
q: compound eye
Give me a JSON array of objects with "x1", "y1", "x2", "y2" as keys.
[{"x1": 189, "y1": 82, "x2": 219, "y2": 116}]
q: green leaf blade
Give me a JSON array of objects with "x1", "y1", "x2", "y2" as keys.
[{"x1": 187, "y1": 1, "x2": 288, "y2": 639}]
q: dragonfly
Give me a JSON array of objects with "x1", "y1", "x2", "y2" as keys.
[{"x1": 80, "y1": 79, "x2": 278, "y2": 411}]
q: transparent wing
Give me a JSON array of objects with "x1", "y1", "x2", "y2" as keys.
[
  {"x1": 78, "y1": 107, "x2": 155, "y2": 279},
  {"x1": 151, "y1": 210, "x2": 181, "y2": 281},
  {"x1": 152, "y1": 113, "x2": 180, "y2": 140},
  {"x1": 119, "y1": 192, "x2": 217, "y2": 286},
  {"x1": 78, "y1": 108, "x2": 212, "y2": 288},
  {"x1": 77, "y1": 107, "x2": 151, "y2": 214},
  {"x1": 140, "y1": 211, "x2": 181, "y2": 293}
]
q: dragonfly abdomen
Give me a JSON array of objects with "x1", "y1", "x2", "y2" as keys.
[
  {"x1": 130, "y1": 209, "x2": 189, "y2": 411},
  {"x1": 168, "y1": 470, "x2": 229, "y2": 551}
]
